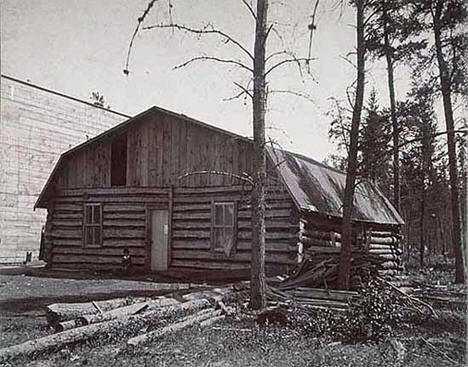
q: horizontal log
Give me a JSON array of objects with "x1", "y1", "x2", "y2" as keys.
[
  {"x1": 51, "y1": 239, "x2": 83, "y2": 247},
  {"x1": 103, "y1": 228, "x2": 146, "y2": 239},
  {"x1": 103, "y1": 205, "x2": 146, "y2": 213},
  {"x1": 172, "y1": 230, "x2": 210, "y2": 239},
  {"x1": 172, "y1": 240, "x2": 211, "y2": 250},
  {"x1": 55, "y1": 196, "x2": 169, "y2": 204},
  {"x1": 300, "y1": 236, "x2": 335, "y2": 248},
  {"x1": 52, "y1": 254, "x2": 145, "y2": 265},
  {"x1": 369, "y1": 236, "x2": 398, "y2": 245},
  {"x1": 302, "y1": 230, "x2": 341, "y2": 242},
  {"x1": 52, "y1": 220, "x2": 82, "y2": 227},
  {"x1": 57, "y1": 187, "x2": 170, "y2": 197},
  {"x1": 238, "y1": 221, "x2": 298, "y2": 230},
  {"x1": 368, "y1": 243, "x2": 395, "y2": 250},
  {"x1": 103, "y1": 220, "x2": 145, "y2": 228},
  {"x1": 53, "y1": 213, "x2": 82, "y2": 220},
  {"x1": 237, "y1": 241, "x2": 297, "y2": 252},
  {"x1": 369, "y1": 231, "x2": 396, "y2": 238},
  {"x1": 238, "y1": 231, "x2": 296, "y2": 241},
  {"x1": 102, "y1": 239, "x2": 146, "y2": 247},
  {"x1": 52, "y1": 246, "x2": 146, "y2": 257},
  {"x1": 172, "y1": 204, "x2": 211, "y2": 212},
  {"x1": 171, "y1": 250, "x2": 294, "y2": 265},
  {"x1": 173, "y1": 185, "x2": 286, "y2": 195},
  {"x1": 46, "y1": 297, "x2": 150, "y2": 324},
  {"x1": 238, "y1": 209, "x2": 291, "y2": 219},
  {"x1": 369, "y1": 248, "x2": 402, "y2": 256},
  {"x1": 170, "y1": 259, "x2": 250, "y2": 270},
  {"x1": 172, "y1": 221, "x2": 211, "y2": 230},
  {"x1": 172, "y1": 193, "x2": 291, "y2": 204},
  {"x1": 50, "y1": 229, "x2": 82, "y2": 239},
  {"x1": 54, "y1": 204, "x2": 82, "y2": 212},
  {"x1": 374, "y1": 253, "x2": 400, "y2": 261},
  {"x1": 104, "y1": 213, "x2": 146, "y2": 220},
  {"x1": 379, "y1": 261, "x2": 399, "y2": 270}
]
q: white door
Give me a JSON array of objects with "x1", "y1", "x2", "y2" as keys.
[{"x1": 150, "y1": 209, "x2": 169, "y2": 271}]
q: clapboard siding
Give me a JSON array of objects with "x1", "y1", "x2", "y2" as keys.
[
  {"x1": 48, "y1": 188, "x2": 169, "y2": 270},
  {"x1": 0, "y1": 76, "x2": 127, "y2": 262},
  {"x1": 170, "y1": 185, "x2": 299, "y2": 270}
]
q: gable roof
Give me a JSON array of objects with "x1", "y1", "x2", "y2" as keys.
[
  {"x1": 34, "y1": 106, "x2": 250, "y2": 209},
  {"x1": 34, "y1": 105, "x2": 404, "y2": 227},
  {"x1": 267, "y1": 148, "x2": 404, "y2": 226}
]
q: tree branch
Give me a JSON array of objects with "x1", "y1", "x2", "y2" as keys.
[
  {"x1": 173, "y1": 56, "x2": 253, "y2": 73},
  {"x1": 241, "y1": 0, "x2": 257, "y2": 21},
  {"x1": 144, "y1": 23, "x2": 254, "y2": 60},
  {"x1": 124, "y1": 0, "x2": 159, "y2": 75},
  {"x1": 265, "y1": 57, "x2": 314, "y2": 77},
  {"x1": 269, "y1": 89, "x2": 314, "y2": 103}
]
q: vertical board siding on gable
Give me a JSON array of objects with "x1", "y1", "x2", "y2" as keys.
[{"x1": 89, "y1": 112, "x2": 255, "y2": 189}]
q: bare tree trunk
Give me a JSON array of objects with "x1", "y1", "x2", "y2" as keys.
[
  {"x1": 432, "y1": 2, "x2": 465, "y2": 283},
  {"x1": 420, "y1": 189, "x2": 425, "y2": 267},
  {"x1": 382, "y1": 2, "x2": 400, "y2": 212},
  {"x1": 250, "y1": 0, "x2": 268, "y2": 309},
  {"x1": 337, "y1": 0, "x2": 366, "y2": 290}
]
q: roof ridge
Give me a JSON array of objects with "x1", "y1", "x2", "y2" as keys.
[{"x1": 1, "y1": 74, "x2": 130, "y2": 118}]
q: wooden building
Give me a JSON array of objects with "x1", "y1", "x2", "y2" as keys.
[
  {"x1": 0, "y1": 75, "x2": 128, "y2": 263},
  {"x1": 35, "y1": 106, "x2": 404, "y2": 275}
]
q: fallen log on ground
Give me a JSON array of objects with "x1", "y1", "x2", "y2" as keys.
[
  {"x1": 0, "y1": 298, "x2": 211, "y2": 363},
  {"x1": 127, "y1": 308, "x2": 223, "y2": 346},
  {"x1": 75, "y1": 301, "x2": 151, "y2": 327},
  {"x1": 45, "y1": 297, "x2": 149, "y2": 326}
]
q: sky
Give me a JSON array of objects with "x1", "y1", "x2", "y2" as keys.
[{"x1": 0, "y1": 0, "x2": 410, "y2": 161}]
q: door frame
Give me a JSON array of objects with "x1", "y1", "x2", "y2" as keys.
[{"x1": 145, "y1": 202, "x2": 171, "y2": 272}]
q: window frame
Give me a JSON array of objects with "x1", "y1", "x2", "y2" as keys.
[
  {"x1": 83, "y1": 203, "x2": 103, "y2": 248},
  {"x1": 211, "y1": 201, "x2": 237, "y2": 255}
]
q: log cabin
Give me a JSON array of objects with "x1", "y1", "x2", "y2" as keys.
[{"x1": 34, "y1": 106, "x2": 404, "y2": 276}]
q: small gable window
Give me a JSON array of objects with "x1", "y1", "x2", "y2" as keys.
[
  {"x1": 83, "y1": 203, "x2": 102, "y2": 247},
  {"x1": 212, "y1": 202, "x2": 237, "y2": 256}
]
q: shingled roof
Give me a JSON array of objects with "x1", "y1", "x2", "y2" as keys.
[{"x1": 267, "y1": 148, "x2": 404, "y2": 226}]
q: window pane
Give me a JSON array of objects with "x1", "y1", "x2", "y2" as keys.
[
  {"x1": 224, "y1": 204, "x2": 233, "y2": 225},
  {"x1": 223, "y1": 228, "x2": 234, "y2": 256},
  {"x1": 215, "y1": 204, "x2": 223, "y2": 225},
  {"x1": 214, "y1": 228, "x2": 223, "y2": 249},
  {"x1": 85, "y1": 206, "x2": 92, "y2": 224},
  {"x1": 94, "y1": 228, "x2": 101, "y2": 245},
  {"x1": 85, "y1": 227, "x2": 93, "y2": 245},
  {"x1": 93, "y1": 206, "x2": 101, "y2": 224}
]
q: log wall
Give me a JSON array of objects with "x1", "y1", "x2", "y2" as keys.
[
  {"x1": 46, "y1": 184, "x2": 299, "y2": 273},
  {"x1": 300, "y1": 213, "x2": 402, "y2": 275},
  {"x1": 47, "y1": 188, "x2": 169, "y2": 271},
  {"x1": 170, "y1": 185, "x2": 299, "y2": 272}
]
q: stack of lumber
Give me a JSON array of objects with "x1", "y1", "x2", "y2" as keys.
[
  {"x1": 0, "y1": 285, "x2": 241, "y2": 363},
  {"x1": 266, "y1": 285, "x2": 358, "y2": 311}
]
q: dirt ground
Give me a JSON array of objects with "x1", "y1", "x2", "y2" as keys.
[{"x1": 0, "y1": 271, "x2": 466, "y2": 367}]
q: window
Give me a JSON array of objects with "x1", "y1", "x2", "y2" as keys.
[
  {"x1": 84, "y1": 204, "x2": 102, "y2": 247},
  {"x1": 212, "y1": 202, "x2": 237, "y2": 256},
  {"x1": 111, "y1": 133, "x2": 127, "y2": 186}
]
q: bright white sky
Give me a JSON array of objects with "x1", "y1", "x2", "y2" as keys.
[{"x1": 1, "y1": 0, "x2": 412, "y2": 161}]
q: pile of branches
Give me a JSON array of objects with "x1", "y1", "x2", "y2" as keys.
[{"x1": 278, "y1": 252, "x2": 390, "y2": 291}]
